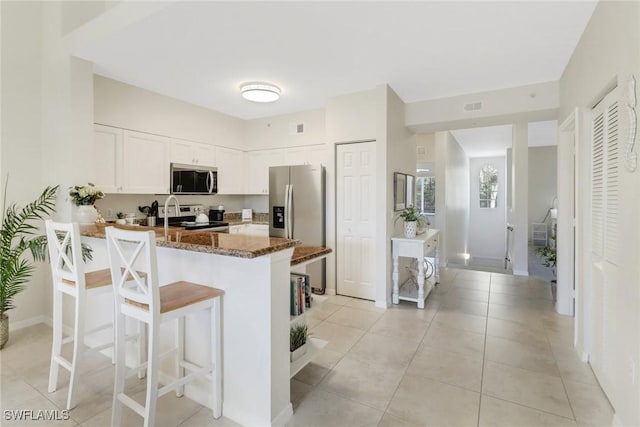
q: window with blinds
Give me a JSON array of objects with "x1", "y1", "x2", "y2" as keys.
[{"x1": 591, "y1": 88, "x2": 620, "y2": 265}]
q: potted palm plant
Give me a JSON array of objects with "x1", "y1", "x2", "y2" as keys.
[{"x1": 1, "y1": 183, "x2": 58, "y2": 349}]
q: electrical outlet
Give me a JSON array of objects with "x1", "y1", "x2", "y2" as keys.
[{"x1": 106, "y1": 208, "x2": 114, "y2": 218}]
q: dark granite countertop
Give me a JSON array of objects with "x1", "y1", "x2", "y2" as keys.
[
  {"x1": 80, "y1": 223, "x2": 298, "y2": 259},
  {"x1": 291, "y1": 246, "x2": 332, "y2": 266}
]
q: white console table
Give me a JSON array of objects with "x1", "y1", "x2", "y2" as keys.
[{"x1": 392, "y1": 229, "x2": 440, "y2": 309}]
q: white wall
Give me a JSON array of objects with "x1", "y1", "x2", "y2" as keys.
[
  {"x1": 384, "y1": 86, "x2": 416, "y2": 306},
  {"x1": 93, "y1": 76, "x2": 260, "y2": 218},
  {"x1": 325, "y1": 89, "x2": 377, "y2": 297},
  {"x1": 468, "y1": 157, "x2": 506, "y2": 262},
  {"x1": 511, "y1": 123, "x2": 529, "y2": 275},
  {"x1": 1, "y1": 1, "x2": 49, "y2": 327},
  {"x1": 406, "y1": 81, "x2": 559, "y2": 133},
  {"x1": 243, "y1": 108, "x2": 325, "y2": 150},
  {"x1": 528, "y1": 146, "x2": 557, "y2": 241},
  {"x1": 414, "y1": 132, "x2": 435, "y2": 164},
  {"x1": 560, "y1": 2, "x2": 640, "y2": 426},
  {"x1": 325, "y1": 85, "x2": 414, "y2": 307},
  {"x1": 1, "y1": 1, "x2": 98, "y2": 327},
  {"x1": 435, "y1": 132, "x2": 470, "y2": 265},
  {"x1": 94, "y1": 75, "x2": 244, "y2": 149}
]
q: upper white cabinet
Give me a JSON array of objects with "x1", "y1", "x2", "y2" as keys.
[
  {"x1": 283, "y1": 145, "x2": 328, "y2": 167},
  {"x1": 122, "y1": 130, "x2": 170, "y2": 194},
  {"x1": 93, "y1": 126, "x2": 170, "y2": 194},
  {"x1": 93, "y1": 124, "x2": 123, "y2": 193},
  {"x1": 215, "y1": 146, "x2": 244, "y2": 194},
  {"x1": 283, "y1": 147, "x2": 307, "y2": 166},
  {"x1": 170, "y1": 138, "x2": 215, "y2": 167},
  {"x1": 246, "y1": 149, "x2": 285, "y2": 194}
]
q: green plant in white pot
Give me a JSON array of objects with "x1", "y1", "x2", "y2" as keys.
[
  {"x1": 290, "y1": 323, "x2": 309, "y2": 362},
  {"x1": 0, "y1": 183, "x2": 58, "y2": 349},
  {"x1": 397, "y1": 206, "x2": 429, "y2": 238}
]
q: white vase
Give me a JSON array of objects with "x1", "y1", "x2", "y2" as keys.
[
  {"x1": 404, "y1": 221, "x2": 417, "y2": 238},
  {"x1": 74, "y1": 205, "x2": 98, "y2": 225},
  {"x1": 290, "y1": 342, "x2": 308, "y2": 362}
]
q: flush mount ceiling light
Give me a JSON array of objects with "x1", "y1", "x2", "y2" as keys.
[{"x1": 240, "y1": 82, "x2": 281, "y2": 103}]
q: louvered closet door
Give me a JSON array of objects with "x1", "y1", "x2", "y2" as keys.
[{"x1": 589, "y1": 86, "x2": 620, "y2": 399}]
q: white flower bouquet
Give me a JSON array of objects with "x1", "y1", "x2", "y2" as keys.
[{"x1": 69, "y1": 183, "x2": 104, "y2": 206}]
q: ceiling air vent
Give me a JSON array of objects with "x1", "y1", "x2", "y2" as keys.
[{"x1": 464, "y1": 102, "x2": 483, "y2": 112}]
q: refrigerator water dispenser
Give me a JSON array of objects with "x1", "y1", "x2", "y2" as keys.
[{"x1": 273, "y1": 206, "x2": 285, "y2": 229}]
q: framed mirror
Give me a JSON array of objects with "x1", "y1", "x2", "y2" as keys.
[
  {"x1": 405, "y1": 174, "x2": 415, "y2": 208},
  {"x1": 394, "y1": 172, "x2": 407, "y2": 211}
]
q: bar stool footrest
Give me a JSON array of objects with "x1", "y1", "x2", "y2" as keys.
[
  {"x1": 117, "y1": 393, "x2": 145, "y2": 417},
  {"x1": 157, "y1": 365, "x2": 212, "y2": 398}
]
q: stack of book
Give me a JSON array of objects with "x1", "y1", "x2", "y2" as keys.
[{"x1": 290, "y1": 273, "x2": 311, "y2": 316}]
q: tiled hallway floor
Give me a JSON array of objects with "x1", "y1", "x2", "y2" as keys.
[{"x1": 1, "y1": 268, "x2": 613, "y2": 426}]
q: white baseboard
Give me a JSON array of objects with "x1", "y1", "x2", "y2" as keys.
[
  {"x1": 8, "y1": 315, "x2": 51, "y2": 332},
  {"x1": 272, "y1": 403, "x2": 293, "y2": 427},
  {"x1": 581, "y1": 350, "x2": 589, "y2": 363},
  {"x1": 513, "y1": 269, "x2": 529, "y2": 276},
  {"x1": 611, "y1": 413, "x2": 623, "y2": 427}
]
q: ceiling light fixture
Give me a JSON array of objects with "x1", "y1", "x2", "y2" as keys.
[{"x1": 240, "y1": 82, "x2": 281, "y2": 103}]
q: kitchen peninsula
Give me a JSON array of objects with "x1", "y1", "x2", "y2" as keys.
[{"x1": 80, "y1": 224, "x2": 298, "y2": 426}]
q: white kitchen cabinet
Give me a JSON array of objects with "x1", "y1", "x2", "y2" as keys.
[
  {"x1": 122, "y1": 130, "x2": 170, "y2": 194},
  {"x1": 283, "y1": 145, "x2": 328, "y2": 167},
  {"x1": 229, "y1": 224, "x2": 245, "y2": 234},
  {"x1": 308, "y1": 145, "x2": 329, "y2": 167},
  {"x1": 93, "y1": 124, "x2": 123, "y2": 193},
  {"x1": 93, "y1": 125, "x2": 170, "y2": 194},
  {"x1": 215, "y1": 146, "x2": 244, "y2": 194},
  {"x1": 245, "y1": 224, "x2": 269, "y2": 236},
  {"x1": 170, "y1": 138, "x2": 215, "y2": 167},
  {"x1": 229, "y1": 223, "x2": 269, "y2": 236},
  {"x1": 246, "y1": 149, "x2": 285, "y2": 194},
  {"x1": 283, "y1": 146, "x2": 308, "y2": 165}
]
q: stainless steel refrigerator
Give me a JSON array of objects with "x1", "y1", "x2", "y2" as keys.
[{"x1": 269, "y1": 164, "x2": 326, "y2": 292}]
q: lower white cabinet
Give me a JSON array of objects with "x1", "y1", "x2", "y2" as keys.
[{"x1": 230, "y1": 223, "x2": 269, "y2": 236}]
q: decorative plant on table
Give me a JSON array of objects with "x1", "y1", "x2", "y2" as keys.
[
  {"x1": 290, "y1": 323, "x2": 309, "y2": 362},
  {"x1": 536, "y1": 224, "x2": 557, "y2": 302},
  {"x1": 396, "y1": 206, "x2": 429, "y2": 238},
  {"x1": 68, "y1": 183, "x2": 104, "y2": 224},
  {"x1": 0, "y1": 183, "x2": 58, "y2": 349}
]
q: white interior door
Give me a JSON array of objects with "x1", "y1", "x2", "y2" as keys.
[{"x1": 336, "y1": 142, "x2": 376, "y2": 300}]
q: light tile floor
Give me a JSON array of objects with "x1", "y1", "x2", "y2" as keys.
[{"x1": 0, "y1": 268, "x2": 613, "y2": 427}]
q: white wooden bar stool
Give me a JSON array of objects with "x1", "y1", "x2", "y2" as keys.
[
  {"x1": 105, "y1": 227, "x2": 224, "y2": 427},
  {"x1": 45, "y1": 220, "x2": 116, "y2": 410}
]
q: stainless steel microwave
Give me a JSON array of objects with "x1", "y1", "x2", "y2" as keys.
[{"x1": 170, "y1": 163, "x2": 217, "y2": 195}]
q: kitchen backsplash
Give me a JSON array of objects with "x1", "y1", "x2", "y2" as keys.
[{"x1": 96, "y1": 193, "x2": 268, "y2": 221}]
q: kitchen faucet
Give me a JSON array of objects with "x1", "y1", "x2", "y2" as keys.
[{"x1": 164, "y1": 195, "x2": 181, "y2": 242}]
